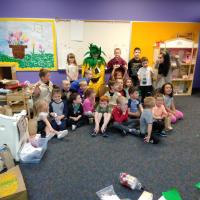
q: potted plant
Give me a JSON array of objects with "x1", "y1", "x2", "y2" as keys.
[{"x1": 7, "y1": 31, "x2": 29, "y2": 59}]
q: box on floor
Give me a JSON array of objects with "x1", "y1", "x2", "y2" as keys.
[{"x1": 0, "y1": 165, "x2": 28, "y2": 200}]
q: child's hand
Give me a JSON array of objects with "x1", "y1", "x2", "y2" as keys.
[
  {"x1": 144, "y1": 136, "x2": 150, "y2": 143},
  {"x1": 50, "y1": 112, "x2": 56, "y2": 117}
]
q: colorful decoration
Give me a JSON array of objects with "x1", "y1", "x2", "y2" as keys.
[
  {"x1": 82, "y1": 44, "x2": 106, "y2": 96},
  {"x1": 0, "y1": 18, "x2": 57, "y2": 71}
]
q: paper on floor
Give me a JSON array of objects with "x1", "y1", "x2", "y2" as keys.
[{"x1": 138, "y1": 191, "x2": 153, "y2": 200}]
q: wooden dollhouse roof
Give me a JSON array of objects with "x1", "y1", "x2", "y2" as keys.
[{"x1": 159, "y1": 38, "x2": 198, "y2": 48}]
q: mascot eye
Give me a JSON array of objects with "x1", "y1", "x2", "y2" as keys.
[{"x1": 95, "y1": 67, "x2": 100, "y2": 74}]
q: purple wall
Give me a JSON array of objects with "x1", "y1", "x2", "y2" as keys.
[{"x1": 1, "y1": 0, "x2": 200, "y2": 87}]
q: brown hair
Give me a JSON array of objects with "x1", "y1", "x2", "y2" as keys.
[
  {"x1": 39, "y1": 68, "x2": 50, "y2": 78},
  {"x1": 52, "y1": 87, "x2": 62, "y2": 97},
  {"x1": 124, "y1": 78, "x2": 133, "y2": 87},
  {"x1": 67, "y1": 53, "x2": 77, "y2": 65},
  {"x1": 144, "y1": 97, "x2": 155, "y2": 108},
  {"x1": 128, "y1": 87, "x2": 138, "y2": 95},
  {"x1": 84, "y1": 88, "x2": 95, "y2": 98},
  {"x1": 69, "y1": 93, "x2": 80, "y2": 103},
  {"x1": 108, "y1": 80, "x2": 116, "y2": 88},
  {"x1": 100, "y1": 95, "x2": 109, "y2": 103},
  {"x1": 154, "y1": 92, "x2": 164, "y2": 99},
  {"x1": 114, "y1": 48, "x2": 121, "y2": 53},
  {"x1": 141, "y1": 57, "x2": 149, "y2": 63}
]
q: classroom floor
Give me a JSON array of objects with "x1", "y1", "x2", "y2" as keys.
[{"x1": 20, "y1": 93, "x2": 200, "y2": 200}]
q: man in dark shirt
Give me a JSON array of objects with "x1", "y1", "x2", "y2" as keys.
[{"x1": 128, "y1": 47, "x2": 142, "y2": 86}]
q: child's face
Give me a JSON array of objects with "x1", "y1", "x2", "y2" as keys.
[
  {"x1": 134, "y1": 50, "x2": 141, "y2": 59},
  {"x1": 69, "y1": 56, "x2": 75, "y2": 64},
  {"x1": 112, "y1": 83, "x2": 119, "y2": 92},
  {"x1": 164, "y1": 84, "x2": 172, "y2": 95},
  {"x1": 90, "y1": 92, "x2": 96, "y2": 99},
  {"x1": 118, "y1": 102, "x2": 128, "y2": 112},
  {"x1": 114, "y1": 49, "x2": 121, "y2": 58},
  {"x1": 115, "y1": 71, "x2": 123, "y2": 79},
  {"x1": 62, "y1": 82, "x2": 70, "y2": 91},
  {"x1": 116, "y1": 79, "x2": 123, "y2": 91},
  {"x1": 85, "y1": 72, "x2": 93, "y2": 79},
  {"x1": 126, "y1": 80, "x2": 132, "y2": 87},
  {"x1": 155, "y1": 97, "x2": 164, "y2": 107},
  {"x1": 52, "y1": 93, "x2": 62, "y2": 103},
  {"x1": 74, "y1": 95, "x2": 82, "y2": 104},
  {"x1": 100, "y1": 101, "x2": 108, "y2": 108},
  {"x1": 142, "y1": 61, "x2": 148, "y2": 68},
  {"x1": 80, "y1": 83, "x2": 87, "y2": 91},
  {"x1": 41, "y1": 72, "x2": 51, "y2": 83},
  {"x1": 158, "y1": 54, "x2": 164, "y2": 64},
  {"x1": 130, "y1": 91, "x2": 139, "y2": 99}
]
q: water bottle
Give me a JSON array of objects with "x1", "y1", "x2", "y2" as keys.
[{"x1": 119, "y1": 172, "x2": 144, "y2": 191}]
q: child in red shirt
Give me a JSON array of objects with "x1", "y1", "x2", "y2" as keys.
[{"x1": 112, "y1": 96, "x2": 139, "y2": 136}]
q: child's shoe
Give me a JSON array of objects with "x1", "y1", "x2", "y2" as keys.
[
  {"x1": 57, "y1": 130, "x2": 68, "y2": 139},
  {"x1": 102, "y1": 129, "x2": 109, "y2": 137},
  {"x1": 91, "y1": 131, "x2": 97, "y2": 137},
  {"x1": 159, "y1": 130, "x2": 167, "y2": 137},
  {"x1": 121, "y1": 130, "x2": 127, "y2": 136},
  {"x1": 72, "y1": 125, "x2": 77, "y2": 131},
  {"x1": 129, "y1": 128, "x2": 140, "y2": 136}
]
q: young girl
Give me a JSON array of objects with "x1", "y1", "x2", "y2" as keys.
[
  {"x1": 66, "y1": 53, "x2": 79, "y2": 82},
  {"x1": 33, "y1": 99, "x2": 68, "y2": 139},
  {"x1": 83, "y1": 88, "x2": 96, "y2": 117},
  {"x1": 124, "y1": 78, "x2": 133, "y2": 99},
  {"x1": 49, "y1": 88, "x2": 68, "y2": 131},
  {"x1": 161, "y1": 83, "x2": 184, "y2": 124},
  {"x1": 92, "y1": 96, "x2": 112, "y2": 137},
  {"x1": 68, "y1": 93, "x2": 87, "y2": 131}
]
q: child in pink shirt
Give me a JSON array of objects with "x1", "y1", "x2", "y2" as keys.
[
  {"x1": 152, "y1": 93, "x2": 168, "y2": 136},
  {"x1": 83, "y1": 88, "x2": 96, "y2": 120}
]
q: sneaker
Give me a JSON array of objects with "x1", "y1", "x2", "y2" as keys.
[
  {"x1": 102, "y1": 131, "x2": 109, "y2": 137},
  {"x1": 72, "y1": 125, "x2": 77, "y2": 131},
  {"x1": 122, "y1": 130, "x2": 127, "y2": 136},
  {"x1": 159, "y1": 131, "x2": 167, "y2": 137},
  {"x1": 165, "y1": 127, "x2": 173, "y2": 132},
  {"x1": 129, "y1": 129, "x2": 140, "y2": 136},
  {"x1": 57, "y1": 130, "x2": 68, "y2": 139},
  {"x1": 91, "y1": 131, "x2": 97, "y2": 137}
]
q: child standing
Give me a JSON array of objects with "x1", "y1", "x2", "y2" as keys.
[
  {"x1": 112, "y1": 96, "x2": 139, "y2": 136},
  {"x1": 62, "y1": 80, "x2": 71, "y2": 101},
  {"x1": 161, "y1": 83, "x2": 184, "y2": 124},
  {"x1": 137, "y1": 57, "x2": 154, "y2": 103},
  {"x1": 66, "y1": 53, "x2": 79, "y2": 82},
  {"x1": 105, "y1": 80, "x2": 121, "y2": 108},
  {"x1": 83, "y1": 88, "x2": 96, "y2": 118},
  {"x1": 124, "y1": 78, "x2": 134, "y2": 99},
  {"x1": 49, "y1": 88, "x2": 68, "y2": 131},
  {"x1": 140, "y1": 97, "x2": 159, "y2": 144},
  {"x1": 128, "y1": 87, "x2": 143, "y2": 119},
  {"x1": 92, "y1": 96, "x2": 112, "y2": 137},
  {"x1": 68, "y1": 93, "x2": 87, "y2": 131},
  {"x1": 152, "y1": 93, "x2": 168, "y2": 136},
  {"x1": 33, "y1": 99, "x2": 68, "y2": 139}
]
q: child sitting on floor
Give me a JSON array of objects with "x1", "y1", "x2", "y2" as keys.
[
  {"x1": 105, "y1": 80, "x2": 121, "y2": 109},
  {"x1": 61, "y1": 80, "x2": 71, "y2": 101},
  {"x1": 128, "y1": 87, "x2": 143, "y2": 119},
  {"x1": 49, "y1": 88, "x2": 68, "y2": 131},
  {"x1": 140, "y1": 97, "x2": 160, "y2": 144},
  {"x1": 161, "y1": 83, "x2": 184, "y2": 124},
  {"x1": 112, "y1": 96, "x2": 139, "y2": 136},
  {"x1": 68, "y1": 93, "x2": 87, "y2": 131},
  {"x1": 83, "y1": 88, "x2": 96, "y2": 121},
  {"x1": 92, "y1": 96, "x2": 112, "y2": 137},
  {"x1": 78, "y1": 80, "x2": 88, "y2": 100},
  {"x1": 33, "y1": 99, "x2": 68, "y2": 139},
  {"x1": 152, "y1": 93, "x2": 168, "y2": 136},
  {"x1": 124, "y1": 78, "x2": 134, "y2": 99}
]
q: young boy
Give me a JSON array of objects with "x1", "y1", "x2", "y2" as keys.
[
  {"x1": 116, "y1": 78, "x2": 126, "y2": 97},
  {"x1": 137, "y1": 57, "x2": 154, "y2": 103},
  {"x1": 111, "y1": 96, "x2": 139, "y2": 136},
  {"x1": 70, "y1": 70, "x2": 92, "y2": 93},
  {"x1": 62, "y1": 80, "x2": 71, "y2": 101},
  {"x1": 140, "y1": 97, "x2": 160, "y2": 144},
  {"x1": 49, "y1": 88, "x2": 68, "y2": 131},
  {"x1": 107, "y1": 48, "x2": 127, "y2": 80},
  {"x1": 92, "y1": 96, "x2": 112, "y2": 137},
  {"x1": 128, "y1": 87, "x2": 143, "y2": 119},
  {"x1": 128, "y1": 47, "x2": 142, "y2": 86},
  {"x1": 104, "y1": 80, "x2": 121, "y2": 108},
  {"x1": 68, "y1": 93, "x2": 87, "y2": 131}
]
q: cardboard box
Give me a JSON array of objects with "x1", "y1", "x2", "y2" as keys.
[{"x1": 0, "y1": 165, "x2": 28, "y2": 200}]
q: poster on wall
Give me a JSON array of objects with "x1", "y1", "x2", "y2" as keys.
[{"x1": 0, "y1": 18, "x2": 57, "y2": 71}]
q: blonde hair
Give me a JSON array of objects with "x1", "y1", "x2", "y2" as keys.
[
  {"x1": 144, "y1": 97, "x2": 155, "y2": 108},
  {"x1": 62, "y1": 80, "x2": 70, "y2": 85},
  {"x1": 33, "y1": 99, "x2": 49, "y2": 117},
  {"x1": 116, "y1": 96, "x2": 127, "y2": 105},
  {"x1": 79, "y1": 80, "x2": 87, "y2": 86},
  {"x1": 84, "y1": 69, "x2": 92, "y2": 77}
]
